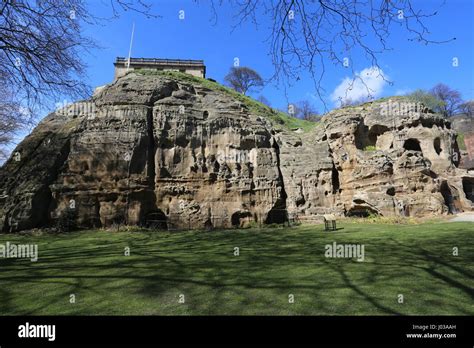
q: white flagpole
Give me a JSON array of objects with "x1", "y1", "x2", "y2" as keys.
[{"x1": 126, "y1": 22, "x2": 135, "y2": 71}]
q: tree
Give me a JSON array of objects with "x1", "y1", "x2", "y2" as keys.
[
  {"x1": 209, "y1": 1, "x2": 453, "y2": 109},
  {"x1": 0, "y1": 0, "x2": 155, "y2": 160},
  {"x1": 294, "y1": 100, "x2": 319, "y2": 121},
  {"x1": 257, "y1": 95, "x2": 271, "y2": 107},
  {"x1": 0, "y1": 72, "x2": 30, "y2": 161},
  {"x1": 460, "y1": 100, "x2": 474, "y2": 118},
  {"x1": 406, "y1": 90, "x2": 445, "y2": 114},
  {"x1": 224, "y1": 67, "x2": 264, "y2": 95},
  {"x1": 0, "y1": 0, "x2": 155, "y2": 109},
  {"x1": 429, "y1": 84, "x2": 463, "y2": 117}
]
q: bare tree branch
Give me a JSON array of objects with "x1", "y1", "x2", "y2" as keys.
[{"x1": 209, "y1": 0, "x2": 454, "y2": 110}]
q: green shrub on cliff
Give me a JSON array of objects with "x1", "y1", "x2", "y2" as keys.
[{"x1": 457, "y1": 133, "x2": 467, "y2": 150}]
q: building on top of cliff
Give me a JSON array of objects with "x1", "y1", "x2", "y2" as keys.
[{"x1": 113, "y1": 57, "x2": 206, "y2": 80}]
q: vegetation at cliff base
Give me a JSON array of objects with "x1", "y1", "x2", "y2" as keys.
[
  {"x1": 363, "y1": 145, "x2": 377, "y2": 152},
  {"x1": 0, "y1": 222, "x2": 472, "y2": 315}
]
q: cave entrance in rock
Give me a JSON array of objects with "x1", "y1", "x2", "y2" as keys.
[
  {"x1": 143, "y1": 209, "x2": 168, "y2": 230},
  {"x1": 354, "y1": 123, "x2": 369, "y2": 150},
  {"x1": 368, "y1": 125, "x2": 389, "y2": 148},
  {"x1": 231, "y1": 211, "x2": 252, "y2": 227},
  {"x1": 434, "y1": 138, "x2": 442, "y2": 155},
  {"x1": 462, "y1": 177, "x2": 474, "y2": 203},
  {"x1": 331, "y1": 165, "x2": 340, "y2": 194},
  {"x1": 346, "y1": 206, "x2": 379, "y2": 218},
  {"x1": 403, "y1": 138, "x2": 422, "y2": 152},
  {"x1": 440, "y1": 181, "x2": 458, "y2": 214},
  {"x1": 265, "y1": 206, "x2": 288, "y2": 224}
]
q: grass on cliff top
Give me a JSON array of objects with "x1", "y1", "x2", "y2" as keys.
[
  {"x1": 0, "y1": 221, "x2": 472, "y2": 315},
  {"x1": 335, "y1": 95, "x2": 411, "y2": 110},
  {"x1": 134, "y1": 69, "x2": 318, "y2": 132}
]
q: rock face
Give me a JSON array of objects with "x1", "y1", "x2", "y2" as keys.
[
  {"x1": 1, "y1": 73, "x2": 473, "y2": 232},
  {"x1": 451, "y1": 115, "x2": 474, "y2": 170}
]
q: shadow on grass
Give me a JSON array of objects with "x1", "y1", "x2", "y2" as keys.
[{"x1": 0, "y1": 224, "x2": 472, "y2": 315}]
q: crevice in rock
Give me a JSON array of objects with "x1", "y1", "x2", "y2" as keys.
[
  {"x1": 452, "y1": 139, "x2": 461, "y2": 167},
  {"x1": 355, "y1": 122, "x2": 369, "y2": 149},
  {"x1": 332, "y1": 164, "x2": 340, "y2": 194},
  {"x1": 265, "y1": 138, "x2": 288, "y2": 224},
  {"x1": 41, "y1": 138, "x2": 71, "y2": 229},
  {"x1": 434, "y1": 138, "x2": 442, "y2": 155},
  {"x1": 146, "y1": 107, "x2": 156, "y2": 186},
  {"x1": 440, "y1": 181, "x2": 461, "y2": 214}
]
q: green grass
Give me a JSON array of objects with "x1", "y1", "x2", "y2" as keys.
[
  {"x1": 363, "y1": 145, "x2": 377, "y2": 152},
  {"x1": 0, "y1": 222, "x2": 473, "y2": 315},
  {"x1": 457, "y1": 133, "x2": 467, "y2": 150},
  {"x1": 134, "y1": 69, "x2": 318, "y2": 132}
]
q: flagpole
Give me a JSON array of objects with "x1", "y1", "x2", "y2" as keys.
[{"x1": 126, "y1": 22, "x2": 135, "y2": 71}]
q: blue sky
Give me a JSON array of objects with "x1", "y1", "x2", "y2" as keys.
[
  {"x1": 4, "y1": 0, "x2": 472, "y2": 160},
  {"x1": 79, "y1": 0, "x2": 474, "y2": 111},
  {"x1": 76, "y1": 0, "x2": 474, "y2": 112}
]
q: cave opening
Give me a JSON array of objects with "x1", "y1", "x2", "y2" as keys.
[
  {"x1": 434, "y1": 138, "x2": 442, "y2": 155},
  {"x1": 368, "y1": 125, "x2": 389, "y2": 148},
  {"x1": 462, "y1": 177, "x2": 474, "y2": 203},
  {"x1": 231, "y1": 211, "x2": 252, "y2": 227},
  {"x1": 265, "y1": 210, "x2": 288, "y2": 224},
  {"x1": 354, "y1": 123, "x2": 369, "y2": 150},
  {"x1": 403, "y1": 138, "x2": 422, "y2": 152},
  {"x1": 332, "y1": 165, "x2": 340, "y2": 194},
  {"x1": 143, "y1": 209, "x2": 168, "y2": 230},
  {"x1": 346, "y1": 206, "x2": 379, "y2": 218},
  {"x1": 440, "y1": 181, "x2": 455, "y2": 214},
  {"x1": 386, "y1": 187, "x2": 396, "y2": 196},
  {"x1": 355, "y1": 123, "x2": 389, "y2": 150}
]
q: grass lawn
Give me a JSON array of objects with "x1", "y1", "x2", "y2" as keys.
[{"x1": 0, "y1": 222, "x2": 473, "y2": 315}]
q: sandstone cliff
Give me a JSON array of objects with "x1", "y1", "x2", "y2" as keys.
[
  {"x1": 0, "y1": 72, "x2": 473, "y2": 232},
  {"x1": 451, "y1": 114, "x2": 474, "y2": 170}
]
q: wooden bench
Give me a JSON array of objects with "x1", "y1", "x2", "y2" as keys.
[{"x1": 323, "y1": 214, "x2": 337, "y2": 231}]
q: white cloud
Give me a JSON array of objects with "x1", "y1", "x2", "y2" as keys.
[
  {"x1": 331, "y1": 67, "x2": 388, "y2": 105},
  {"x1": 394, "y1": 88, "x2": 411, "y2": 96}
]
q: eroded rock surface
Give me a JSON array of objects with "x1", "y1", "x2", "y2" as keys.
[{"x1": 0, "y1": 73, "x2": 472, "y2": 232}]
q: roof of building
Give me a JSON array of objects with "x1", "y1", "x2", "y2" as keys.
[{"x1": 114, "y1": 57, "x2": 205, "y2": 67}]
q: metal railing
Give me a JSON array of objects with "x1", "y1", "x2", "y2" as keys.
[{"x1": 115, "y1": 57, "x2": 205, "y2": 66}]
